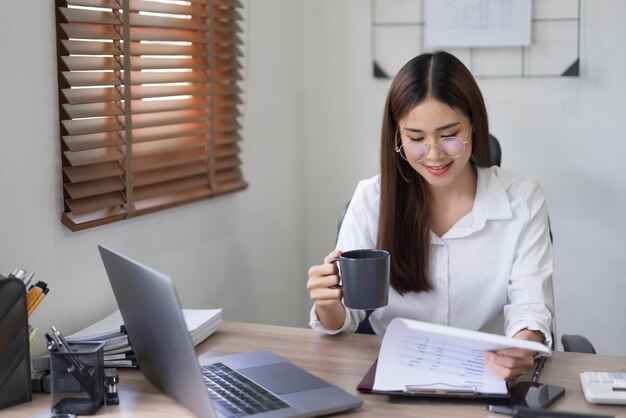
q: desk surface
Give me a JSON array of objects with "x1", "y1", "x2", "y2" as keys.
[{"x1": 5, "y1": 321, "x2": 626, "y2": 417}]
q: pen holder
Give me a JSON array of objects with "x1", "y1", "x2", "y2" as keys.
[
  {"x1": 50, "y1": 342, "x2": 105, "y2": 415},
  {"x1": 0, "y1": 276, "x2": 32, "y2": 410}
]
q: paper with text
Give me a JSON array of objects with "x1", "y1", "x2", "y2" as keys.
[
  {"x1": 425, "y1": 0, "x2": 532, "y2": 48},
  {"x1": 373, "y1": 318, "x2": 550, "y2": 394}
]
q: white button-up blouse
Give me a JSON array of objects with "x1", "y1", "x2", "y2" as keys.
[{"x1": 310, "y1": 166, "x2": 554, "y2": 348}]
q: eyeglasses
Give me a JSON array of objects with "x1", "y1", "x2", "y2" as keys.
[{"x1": 396, "y1": 126, "x2": 472, "y2": 163}]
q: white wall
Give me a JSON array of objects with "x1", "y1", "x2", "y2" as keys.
[
  {"x1": 303, "y1": 0, "x2": 626, "y2": 355},
  {"x1": 0, "y1": 0, "x2": 310, "y2": 357}
]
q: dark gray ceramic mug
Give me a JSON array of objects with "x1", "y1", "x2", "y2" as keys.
[{"x1": 334, "y1": 249, "x2": 390, "y2": 310}]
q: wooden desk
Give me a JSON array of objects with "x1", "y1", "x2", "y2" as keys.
[{"x1": 4, "y1": 322, "x2": 626, "y2": 417}]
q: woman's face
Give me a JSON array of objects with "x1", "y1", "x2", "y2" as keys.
[{"x1": 398, "y1": 97, "x2": 473, "y2": 191}]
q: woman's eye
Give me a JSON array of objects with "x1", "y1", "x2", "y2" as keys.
[
  {"x1": 441, "y1": 132, "x2": 460, "y2": 139},
  {"x1": 407, "y1": 137, "x2": 424, "y2": 142}
]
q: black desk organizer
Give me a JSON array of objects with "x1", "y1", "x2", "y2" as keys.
[
  {"x1": 0, "y1": 275, "x2": 32, "y2": 409},
  {"x1": 50, "y1": 341, "x2": 105, "y2": 415}
]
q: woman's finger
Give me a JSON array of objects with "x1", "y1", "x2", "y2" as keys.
[
  {"x1": 323, "y1": 250, "x2": 342, "y2": 264},
  {"x1": 307, "y1": 274, "x2": 340, "y2": 291},
  {"x1": 308, "y1": 262, "x2": 338, "y2": 279},
  {"x1": 309, "y1": 287, "x2": 342, "y2": 303}
]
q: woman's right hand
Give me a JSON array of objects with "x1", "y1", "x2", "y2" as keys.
[
  {"x1": 307, "y1": 250, "x2": 343, "y2": 307},
  {"x1": 307, "y1": 250, "x2": 346, "y2": 330}
]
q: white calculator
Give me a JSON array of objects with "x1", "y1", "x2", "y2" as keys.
[{"x1": 580, "y1": 371, "x2": 626, "y2": 404}]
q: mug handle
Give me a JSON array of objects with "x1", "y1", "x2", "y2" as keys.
[{"x1": 328, "y1": 258, "x2": 342, "y2": 289}]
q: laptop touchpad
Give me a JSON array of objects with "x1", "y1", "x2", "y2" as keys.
[{"x1": 239, "y1": 363, "x2": 329, "y2": 395}]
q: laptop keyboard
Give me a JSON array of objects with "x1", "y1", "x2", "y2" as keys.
[{"x1": 201, "y1": 362, "x2": 290, "y2": 417}]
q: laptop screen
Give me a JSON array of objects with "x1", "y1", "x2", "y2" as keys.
[{"x1": 98, "y1": 245, "x2": 217, "y2": 418}]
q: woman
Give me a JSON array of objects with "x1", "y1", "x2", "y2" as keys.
[{"x1": 307, "y1": 51, "x2": 554, "y2": 380}]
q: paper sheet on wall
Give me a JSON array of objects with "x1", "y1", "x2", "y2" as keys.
[
  {"x1": 424, "y1": 0, "x2": 532, "y2": 48},
  {"x1": 373, "y1": 318, "x2": 550, "y2": 394}
]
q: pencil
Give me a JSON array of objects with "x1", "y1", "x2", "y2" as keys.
[
  {"x1": 29, "y1": 327, "x2": 38, "y2": 344},
  {"x1": 28, "y1": 287, "x2": 49, "y2": 316},
  {"x1": 26, "y1": 286, "x2": 43, "y2": 309}
]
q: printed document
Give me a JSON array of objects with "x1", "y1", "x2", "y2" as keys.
[
  {"x1": 67, "y1": 308, "x2": 222, "y2": 367},
  {"x1": 373, "y1": 318, "x2": 550, "y2": 394}
]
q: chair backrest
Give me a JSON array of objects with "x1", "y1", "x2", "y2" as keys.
[
  {"x1": 489, "y1": 134, "x2": 502, "y2": 167},
  {"x1": 561, "y1": 334, "x2": 597, "y2": 354},
  {"x1": 337, "y1": 201, "x2": 350, "y2": 239}
]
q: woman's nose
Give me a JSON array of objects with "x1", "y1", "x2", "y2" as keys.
[{"x1": 424, "y1": 142, "x2": 443, "y2": 160}]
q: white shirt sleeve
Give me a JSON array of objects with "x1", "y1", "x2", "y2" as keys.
[
  {"x1": 503, "y1": 178, "x2": 555, "y2": 348},
  {"x1": 309, "y1": 176, "x2": 380, "y2": 334}
]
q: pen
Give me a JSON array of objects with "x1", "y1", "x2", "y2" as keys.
[
  {"x1": 9, "y1": 268, "x2": 26, "y2": 281},
  {"x1": 23, "y1": 272, "x2": 35, "y2": 287},
  {"x1": 45, "y1": 333, "x2": 59, "y2": 352},
  {"x1": 9, "y1": 268, "x2": 36, "y2": 287},
  {"x1": 50, "y1": 327, "x2": 95, "y2": 392},
  {"x1": 51, "y1": 326, "x2": 75, "y2": 354},
  {"x1": 52, "y1": 326, "x2": 95, "y2": 379},
  {"x1": 532, "y1": 356, "x2": 548, "y2": 383}
]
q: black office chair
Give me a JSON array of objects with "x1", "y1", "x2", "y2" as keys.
[
  {"x1": 489, "y1": 134, "x2": 502, "y2": 167},
  {"x1": 561, "y1": 334, "x2": 597, "y2": 354}
]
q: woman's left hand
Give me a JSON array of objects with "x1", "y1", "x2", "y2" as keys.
[
  {"x1": 483, "y1": 329, "x2": 545, "y2": 381},
  {"x1": 483, "y1": 348, "x2": 535, "y2": 381}
]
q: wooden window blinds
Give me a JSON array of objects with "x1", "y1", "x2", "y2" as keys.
[{"x1": 55, "y1": 0, "x2": 247, "y2": 231}]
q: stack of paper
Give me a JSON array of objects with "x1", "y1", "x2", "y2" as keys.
[
  {"x1": 373, "y1": 318, "x2": 550, "y2": 395},
  {"x1": 67, "y1": 308, "x2": 222, "y2": 368}
]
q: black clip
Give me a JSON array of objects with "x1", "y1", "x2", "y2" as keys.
[{"x1": 104, "y1": 368, "x2": 119, "y2": 405}]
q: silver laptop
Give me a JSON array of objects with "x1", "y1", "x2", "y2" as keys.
[{"x1": 98, "y1": 245, "x2": 362, "y2": 418}]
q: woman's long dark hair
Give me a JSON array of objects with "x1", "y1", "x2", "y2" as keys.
[{"x1": 378, "y1": 51, "x2": 491, "y2": 294}]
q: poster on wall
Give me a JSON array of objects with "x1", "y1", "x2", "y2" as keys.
[
  {"x1": 424, "y1": 0, "x2": 532, "y2": 48},
  {"x1": 372, "y1": 0, "x2": 580, "y2": 79}
]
